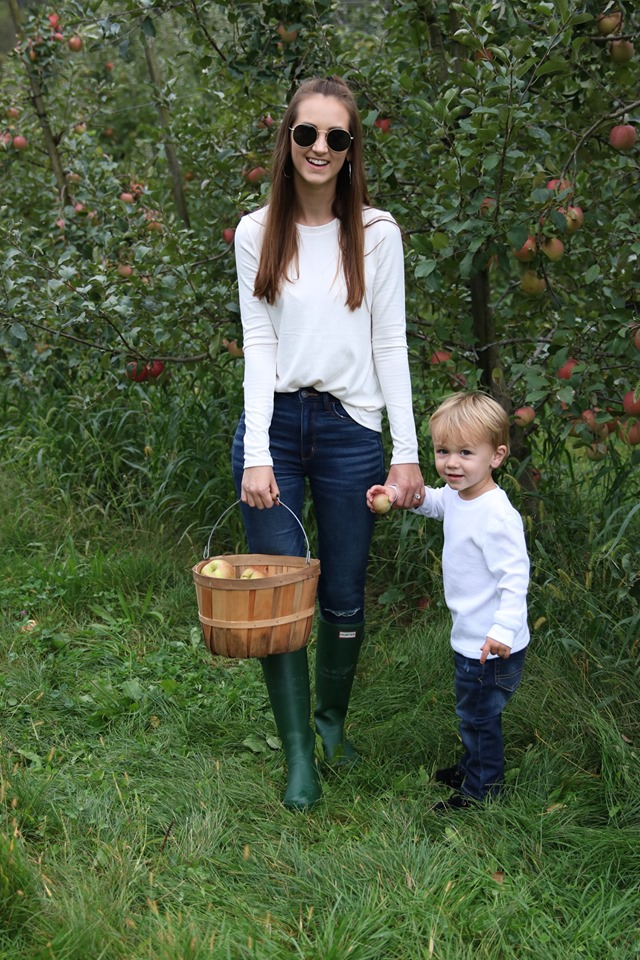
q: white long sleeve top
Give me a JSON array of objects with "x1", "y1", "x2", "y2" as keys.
[
  {"x1": 234, "y1": 206, "x2": 419, "y2": 469},
  {"x1": 412, "y1": 485, "x2": 530, "y2": 659}
]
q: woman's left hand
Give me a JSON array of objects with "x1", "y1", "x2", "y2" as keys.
[{"x1": 385, "y1": 464, "x2": 425, "y2": 509}]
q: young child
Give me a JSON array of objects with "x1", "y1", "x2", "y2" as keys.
[{"x1": 366, "y1": 392, "x2": 530, "y2": 811}]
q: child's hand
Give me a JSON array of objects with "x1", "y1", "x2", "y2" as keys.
[
  {"x1": 480, "y1": 637, "x2": 511, "y2": 664},
  {"x1": 366, "y1": 484, "x2": 398, "y2": 514}
]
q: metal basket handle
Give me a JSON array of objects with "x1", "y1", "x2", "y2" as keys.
[{"x1": 204, "y1": 497, "x2": 312, "y2": 564}]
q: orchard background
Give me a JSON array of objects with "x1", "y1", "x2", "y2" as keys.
[{"x1": 1, "y1": 3, "x2": 640, "y2": 957}]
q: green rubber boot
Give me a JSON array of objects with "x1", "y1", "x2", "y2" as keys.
[
  {"x1": 261, "y1": 646, "x2": 322, "y2": 811},
  {"x1": 314, "y1": 618, "x2": 365, "y2": 766}
]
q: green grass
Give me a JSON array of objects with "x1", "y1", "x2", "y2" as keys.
[{"x1": 1, "y1": 472, "x2": 639, "y2": 960}]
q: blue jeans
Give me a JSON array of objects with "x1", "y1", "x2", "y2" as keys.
[
  {"x1": 453, "y1": 647, "x2": 527, "y2": 801},
  {"x1": 232, "y1": 390, "x2": 385, "y2": 625}
]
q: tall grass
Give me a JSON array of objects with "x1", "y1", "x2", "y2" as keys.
[{"x1": 1, "y1": 464, "x2": 639, "y2": 960}]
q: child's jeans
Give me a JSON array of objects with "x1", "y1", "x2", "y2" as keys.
[{"x1": 453, "y1": 647, "x2": 527, "y2": 801}]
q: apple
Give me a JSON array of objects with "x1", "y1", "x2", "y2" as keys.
[
  {"x1": 105, "y1": 61, "x2": 114, "y2": 71},
  {"x1": 201, "y1": 557, "x2": 235, "y2": 578},
  {"x1": 48, "y1": 13, "x2": 60, "y2": 29},
  {"x1": 276, "y1": 23, "x2": 298, "y2": 43},
  {"x1": 52, "y1": 32, "x2": 64, "y2": 41},
  {"x1": 372, "y1": 493, "x2": 392, "y2": 515},
  {"x1": 74, "y1": 202, "x2": 85, "y2": 213},
  {"x1": 103, "y1": 127, "x2": 115, "y2": 138},
  {"x1": 12, "y1": 135, "x2": 27, "y2": 150},
  {"x1": 580, "y1": 409, "x2": 608, "y2": 438},
  {"x1": 513, "y1": 236, "x2": 537, "y2": 262},
  {"x1": 257, "y1": 114, "x2": 274, "y2": 129},
  {"x1": 557, "y1": 357, "x2": 578, "y2": 380},
  {"x1": 520, "y1": 271, "x2": 546, "y2": 296},
  {"x1": 55, "y1": 218, "x2": 65, "y2": 230},
  {"x1": 120, "y1": 192, "x2": 135, "y2": 203},
  {"x1": 609, "y1": 124, "x2": 637, "y2": 151},
  {"x1": 240, "y1": 567, "x2": 266, "y2": 579},
  {"x1": 562, "y1": 205, "x2": 584, "y2": 233},
  {"x1": 6, "y1": 106, "x2": 20, "y2": 119},
  {"x1": 125, "y1": 360, "x2": 148, "y2": 382},
  {"x1": 633, "y1": 327, "x2": 640, "y2": 351},
  {"x1": 610, "y1": 39, "x2": 634, "y2": 63},
  {"x1": 619, "y1": 420, "x2": 640, "y2": 445},
  {"x1": 146, "y1": 359, "x2": 164, "y2": 378},
  {"x1": 73, "y1": 122, "x2": 87, "y2": 134},
  {"x1": 546, "y1": 179, "x2": 572, "y2": 193},
  {"x1": 473, "y1": 48, "x2": 493, "y2": 61},
  {"x1": 542, "y1": 238, "x2": 564, "y2": 261},
  {"x1": 430, "y1": 350, "x2": 451, "y2": 363},
  {"x1": 479, "y1": 197, "x2": 496, "y2": 216},
  {"x1": 223, "y1": 338, "x2": 244, "y2": 358},
  {"x1": 622, "y1": 390, "x2": 640, "y2": 416},
  {"x1": 513, "y1": 406, "x2": 535, "y2": 427},
  {"x1": 245, "y1": 166, "x2": 266, "y2": 183},
  {"x1": 67, "y1": 35, "x2": 82, "y2": 52},
  {"x1": 584, "y1": 442, "x2": 608, "y2": 462},
  {"x1": 374, "y1": 117, "x2": 392, "y2": 134},
  {"x1": 596, "y1": 10, "x2": 622, "y2": 35},
  {"x1": 222, "y1": 227, "x2": 236, "y2": 244},
  {"x1": 117, "y1": 263, "x2": 133, "y2": 278}
]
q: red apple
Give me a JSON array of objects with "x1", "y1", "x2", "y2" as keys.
[
  {"x1": 546, "y1": 179, "x2": 572, "y2": 193},
  {"x1": 429, "y1": 350, "x2": 452, "y2": 364},
  {"x1": 619, "y1": 420, "x2": 640, "y2": 445},
  {"x1": 542, "y1": 238, "x2": 564, "y2": 261},
  {"x1": 257, "y1": 114, "x2": 274, "y2": 129},
  {"x1": 479, "y1": 197, "x2": 496, "y2": 216},
  {"x1": 52, "y1": 32, "x2": 64, "y2": 42},
  {"x1": 6, "y1": 106, "x2": 20, "y2": 119},
  {"x1": 245, "y1": 166, "x2": 266, "y2": 183},
  {"x1": 609, "y1": 124, "x2": 637, "y2": 151},
  {"x1": 117, "y1": 263, "x2": 133, "y2": 278},
  {"x1": 372, "y1": 493, "x2": 392, "y2": 515},
  {"x1": 520, "y1": 271, "x2": 546, "y2": 296},
  {"x1": 201, "y1": 557, "x2": 235, "y2": 578},
  {"x1": 125, "y1": 361, "x2": 148, "y2": 382},
  {"x1": 223, "y1": 338, "x2": 244, "y2": 359},
  {"x1": 580, "y1": 409, "x2": 608, "y2": 438},
  {"x1": 105, "y1": 61, "x2": 114, "y2": 71},
  {"x1": 119, "y1": 192, "x2": 135, "y2": 203},
  {"x1": 276, "y1": 24, "x2": 298, "y2": 43},
  {"x1": 146, "y1": 359, "x2": 164, "y2": 378},
  {"x1": 622, "y1": 390, "x2": 640, "y2": 416},
  {"x1": 513, "y1": 236, "x2": 537, "y2": 262},
  {"x1": 596, "y1": 10, "x2": 622, "y2": 35},
  {"x1": 557, "y1": 357, "x2": 578, "y2": 380},
  {"x1": 633, "y1": 327, "x2": 640, "y2": 351},
  {"x1": 67, "y1": 35, "x2": 82, "y2": 52},
  {"x1": 73, "y1": 202, "x2": 85, "y2": 213},
  {"x1": 222, "y1": 227, "x2": 236, "y2": 244},
  {"x1": 12, "y1": 135, "x2": 27, "y2": 150},
  {"x1": 513, "y1": 406, "x2": 535, "y2": 427},
  {"x1": 374, "y1": 117, "x2": 392, "y2": 134},
  {"x1": 48, "y1": 12, "x2": 60, "y2": 28},
  {"x1": 55, "y1": 218, "x2": 65, "y2": 230},
  {"x1": 610, "y1": 39, "x2": 634, "y2": 63},
  {"x1": 562, "y1": 205, "x2": 584, "y2": 233}
]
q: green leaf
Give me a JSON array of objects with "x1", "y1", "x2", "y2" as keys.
[
  {"x1": 10, "y1": 323, "x2": 28, "y2": 341},
  {"x1": 585, "y1": 265, "x2": 601, "y2": 284},
  {"x1": 141, "y1": 17, "x2": 156, "y2": 38}
]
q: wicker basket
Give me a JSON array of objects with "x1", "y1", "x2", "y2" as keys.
[{"x1": 192, "y1": 500, "x2": 320, "y2": 659}]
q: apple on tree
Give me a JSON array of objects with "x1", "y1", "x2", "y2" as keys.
[
  {"x1": 557, "y1": 357, "x2": 578, "y2": 380},
  {"x1": 622, "y1": 390, "x2": 640, "y2": 416},
  {"x1": 125, "y1": 361, "x2": 148, "y2": 382},
  {"x1": 12, "y1": 135, "x2": 27, "y2": 150},
  {"x1": 520, "y1": 271, "x2": 546, "y2": 296},
  {"x1": 429, "y1": 350, "x2": 451, "y2": 364},
  {"x1": 610, "y1": 39, "x2": 634, "y2": 63},
  {"x1": 222, "y1": 227, "x2": 236, "y2": 244},
  {"x1": 609, "y1": 125, "x2": 637, "y2": 151},
  {"x1": 67, "y1": 35, "x2": 82, "y2": 52},
  {"x1": 374, "y1": 117, "x2": 392, "y2": 134},
  {"x1": 542, "y1": 238, "x2": 564, "y2": 261},
  {"x1": 513, "y1": 236, "x2": 537, "y2": 262},
  {"x1": 245, "y1": 166, "x2": 267, "y2": 184},
  {"x1": 117, "y1": 263, "x2": 133, "y2": 278},
  {"x1": 561, "y1": 206, "x2": 584, "y2": 233},
  {"x1": 596, "y1": 10, "x2": 622, "y2": 35},
  {"x1": 201, "y1": 557, "x2": 235, "y2": 578},
  {"x1": 513, "y1": 406, "x2": 535, "y2": 427},
  {"x1": 146, "y1": 360, "x2": 164, "y2": 379}
]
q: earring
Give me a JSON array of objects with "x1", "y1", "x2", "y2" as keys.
[
  {"x1": 284, "y1": 158, "x2": 293, "y2": 180},
  {"x1": 348, "y1": 161, "x2": 352, "y2": 185}
]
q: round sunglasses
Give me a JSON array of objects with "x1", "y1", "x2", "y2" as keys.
[{"x1": 289, "y1": 122, "x2": 353, "y2": 153}]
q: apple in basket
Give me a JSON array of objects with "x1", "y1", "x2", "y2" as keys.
[
  {"x1": 240, "y1": 567, "x2": 266, "y2": 579},
  {"x1": 201, "y1": 557, "x2": 235, "y2": 578}
]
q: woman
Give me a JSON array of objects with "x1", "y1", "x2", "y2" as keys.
[{"x1": 232, "y1": 76, "x2": 424, "y2": 811}]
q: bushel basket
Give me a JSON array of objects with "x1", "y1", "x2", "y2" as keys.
[{"x1": 192, "y1": 500, "x2": 320, "y2": 659}]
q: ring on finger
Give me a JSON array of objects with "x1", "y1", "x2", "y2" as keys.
[{"x1": 414, "y1": 493, "x2": 421, "y2": 500}]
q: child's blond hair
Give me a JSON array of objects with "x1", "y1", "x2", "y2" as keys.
[{"x1": 429, "y1": 393, "x2": 510, "y2": 454}]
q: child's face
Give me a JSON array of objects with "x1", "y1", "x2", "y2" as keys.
[{"x1": 431, "y1": 432, "x2": 507, "y2": 500}]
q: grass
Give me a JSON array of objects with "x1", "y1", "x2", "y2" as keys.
[{"x1": 1, "y1": 471, "x2": 639, "y2": 960}]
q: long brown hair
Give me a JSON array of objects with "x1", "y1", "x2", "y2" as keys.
[{"x1": 252, "y1": 76, "x2": 371, "y2": 311}]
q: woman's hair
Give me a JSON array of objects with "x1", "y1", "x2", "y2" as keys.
[
  {"x1": 429, "y1": 392, "x2": 511, "y2": 454},
  {"x1": 252, "y1": 76, "x2": 370, "y2": 311}
]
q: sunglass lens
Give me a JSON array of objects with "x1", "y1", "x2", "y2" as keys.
[
  {"x1": 292, "y1": 124, "x2": 317, "y2": 147},
  {"x1": 327, "y1": 129, "x2": 351, "y2": 151}
]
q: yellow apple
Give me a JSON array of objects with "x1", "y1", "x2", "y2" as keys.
[
  {"x1": 201, "y1": 557, "x2": 235, "y2": 578},
  {"x1": 372, "y1": 493, "x2": 392, "y2": 515},
  {"x1": 240, "y1": 567, "x2": 266, "y2": 579}
]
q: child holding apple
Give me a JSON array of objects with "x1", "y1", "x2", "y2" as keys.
[
  {"x1": 232, "y1": 76, "x2": 424, "y2": 811},
  {"x1": 367, "y1": 392, "x2": 530, "y2": 811}
]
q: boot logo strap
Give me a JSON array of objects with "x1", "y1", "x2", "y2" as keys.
[{"x1": 338, "y1": 630, "x2": 357, "y2": 639}]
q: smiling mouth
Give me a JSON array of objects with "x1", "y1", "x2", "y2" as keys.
[{"x1": 306, "y1": 158, "x2": 329, "y2": 167}]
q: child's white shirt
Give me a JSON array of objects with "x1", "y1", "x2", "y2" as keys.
[{"x1": 412, "y1": 485, "x2": 530, "y2": 659}]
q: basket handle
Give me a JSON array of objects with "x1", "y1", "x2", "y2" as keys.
[{"x1": 204, "y1": 497, "x2": 312, "y2": 564}]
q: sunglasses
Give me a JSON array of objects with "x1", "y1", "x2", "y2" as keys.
[{"x1": 289, "y1": 123, "x2": 353, "y2": 152}]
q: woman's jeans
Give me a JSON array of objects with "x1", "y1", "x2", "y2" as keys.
[
  {"x1": 453, "y1": 647, "x2": 527, "y2": 801},
  {"x1": 232, "y1": 390, "x2": 385, "y2": 625}
]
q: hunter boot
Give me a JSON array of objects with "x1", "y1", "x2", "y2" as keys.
[
  {"x1": 260, "y1": 646, "x2": 322, "y2": 811},
  {"x1": 314, "y1": 618, "x2": 365, "y2": 765}
]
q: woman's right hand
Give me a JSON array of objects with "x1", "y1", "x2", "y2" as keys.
[{"x1": 241, "y1": 466, "x2": 280, "y2": 509}]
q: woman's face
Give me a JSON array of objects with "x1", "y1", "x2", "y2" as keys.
[{"x1": 289, "y1": 94, "x2": 352, "y2": 190}]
